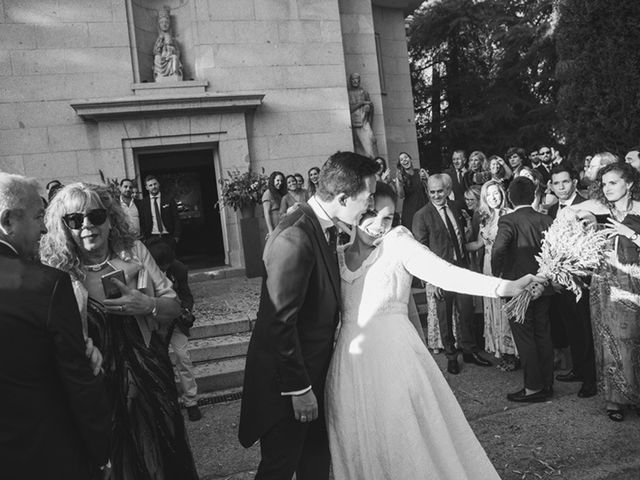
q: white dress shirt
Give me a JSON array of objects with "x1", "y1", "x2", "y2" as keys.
[
  {"x1": 120, "y1": 197, "x2": 141, "y2": 238},
  {"x1": 149, "y1": 193, "x2": 169, "y2": 235},
  {"x1": 436, "y1": 204, "x2": 463, "y2": 261}
]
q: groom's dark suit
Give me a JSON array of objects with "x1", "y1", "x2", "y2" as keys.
[
  {"x1": 239, "y1": 202, "x2": 340, "y2": 480},
  {"x1": 0, "y1": 242, "x2": 111, "y2": 480}
]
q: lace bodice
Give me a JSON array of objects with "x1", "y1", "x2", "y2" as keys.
[{"x1": 338, "y1": 227, "x2": 502, "y2": 328}]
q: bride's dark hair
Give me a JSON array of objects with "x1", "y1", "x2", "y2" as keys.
[{"x1": 375, "y1": 181, "x2": 397, "y2": 203}]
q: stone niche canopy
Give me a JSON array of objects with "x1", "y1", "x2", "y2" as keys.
[{"x1": 126, "y1": 0, "x2": 195, "y2": 84}]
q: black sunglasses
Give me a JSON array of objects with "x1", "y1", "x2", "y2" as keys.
[{"x1": 62, "y1": 208, "x2": 108, "y2": 230}]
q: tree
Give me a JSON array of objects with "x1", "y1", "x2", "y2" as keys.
[
  {"x1": 408, "y1": 0, "x2": 557, "y2": 170},
  {"x1": 555, "y1": 0, "x2": 640, "y2": 159}
]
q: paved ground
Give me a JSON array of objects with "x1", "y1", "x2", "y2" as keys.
[{"x1": 184, "y1": 276, "x2": 640, "y2": 480}]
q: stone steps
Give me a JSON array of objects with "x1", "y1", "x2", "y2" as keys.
[{"x1": 184, "y1": 281, "x2": 428, "y2": 395}]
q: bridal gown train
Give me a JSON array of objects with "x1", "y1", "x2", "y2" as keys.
[{"x1": 326, "y1": 227, "x2": 502, "y2": 480}]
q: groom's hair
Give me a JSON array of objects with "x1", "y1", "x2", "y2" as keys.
[
  {"x1": 316, "y1": 151, "x2": 378, "y2": 201},
  {"x1": 508, "y1": 176, "x2": 536, "y2": 206}
]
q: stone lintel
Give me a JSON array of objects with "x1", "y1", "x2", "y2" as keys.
[
  {"x1": 70, "y1": 92, "x2": 265, "y2": 121},
  {"x1": 371, "y1": 0, "x2": 423, "y2": 15},
  {"x1": 131, "y1": 80, "x2": 209, "y2": 96}
]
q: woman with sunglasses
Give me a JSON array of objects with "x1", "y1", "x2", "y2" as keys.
[{"x1": 40, "y1": 183, "x2": 199, "y2": 480}]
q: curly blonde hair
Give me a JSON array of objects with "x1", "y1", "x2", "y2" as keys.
[{"x1": 40, "y1": 183, "x2": 137, "y2": 280}]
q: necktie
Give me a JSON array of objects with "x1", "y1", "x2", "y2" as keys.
[
  {"x1": 153, "y1": 197, "x2": 165, "y2": 234},
  {"x1": 441, "y1": 206, "x2": 463, "y2": 263},
  {"x1": 559, "y1": 203, "x2": 566, "y2": 210},
  {"x1": 326, "y1": 226, "x2": 338, "y2": 254}
]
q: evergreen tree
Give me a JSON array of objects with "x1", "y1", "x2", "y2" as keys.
[{"x1": 555, "y1": 0, "x2": 640, "y2": 159}]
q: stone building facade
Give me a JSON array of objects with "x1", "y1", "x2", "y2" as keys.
[{"x1": 0, "y1": 0, "x2": 421, "y2": 269}]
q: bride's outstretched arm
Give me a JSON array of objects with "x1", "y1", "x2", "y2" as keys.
[{"x1": 394, "y1": 228, "x2": 541, "y2": 298}]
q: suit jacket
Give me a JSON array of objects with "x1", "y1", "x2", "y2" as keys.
[
  {"x1": 535, "y1": 164, "x2": 553, "y2": 185},
  {"x1": 238, "y1": 203, "x2": 340, "y2": 448},
  {"x1": 443, "y1": 167, "x2": 467, "y2": 209},
  {"x1": 0, "y1": 243, "x2": 111, "y2": 480},
  {"x1": 547, "y1": 191, "x2": 586, "y2": 219},
  {"x1": 139, "y1": 195, "x2": 182, "y2": 240},
  {"x1": 412, "y1": 200, "x2": 469, "y2": 266},
  {"x1": 491, "y1": 206, "x2": 553, "y2": 281}
]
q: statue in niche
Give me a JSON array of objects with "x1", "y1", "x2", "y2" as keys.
[
  {"x1": 153, "y1": 6, "x2": 183, "y2": 82},
  {"x1": 348, "y1": 72, "x2": 378, "y2": 158}
]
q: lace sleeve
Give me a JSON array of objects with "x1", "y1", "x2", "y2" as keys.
[{"x1": 387, "y1": 226, "x2": 501, "y2": 298}]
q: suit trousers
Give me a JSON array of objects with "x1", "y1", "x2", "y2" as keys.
[
  {"x1": 436, "y1": 290, "x2": 478, "y2": 357},
  {"x1": 256, "y1": 409, "x2": 330, "y2": 480},
  {"x1": 170, "y1": 329, "x2": 198, "y2": 407},
  {"x1": 509, "y1": 296, "x2": 554, "y2": 391},
  {"x1": 560, "y1": 290, "x2": 596, "y2": 384}
]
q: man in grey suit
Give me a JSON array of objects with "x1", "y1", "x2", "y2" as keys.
[{"x1": 412, "y1": 173, "x2": 492, "y2": 375}]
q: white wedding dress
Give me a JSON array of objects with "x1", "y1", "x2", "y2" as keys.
[{"x1": 326, "y1": 227, "x2": 502, "y2": 480}]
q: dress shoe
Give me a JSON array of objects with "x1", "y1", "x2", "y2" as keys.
[
  {"x1": 578, "y1": 383, "x2": 597, "y2": 398},
  {"x1": 543, "y1": 386, "x2": 553, "y2": 396},
  {"x1": 186, "y1": 405, "x2": 202, "y2": 421},
  {"x1": 506, "y1": 388, "x2": 549, "y2": 403},
  {"x1": 447, "y1": 358, "x2": 460, "y2": 375},
  {"x1": 462, "y1": 352, "x2": 492, "y2": 367},
  {"x1": 556, "y1": 370, "x2": 583, "y2": 383}
]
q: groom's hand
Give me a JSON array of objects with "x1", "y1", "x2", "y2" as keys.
[{"x1": 292, "y1": 390, "x2": 318, "y2": 423}]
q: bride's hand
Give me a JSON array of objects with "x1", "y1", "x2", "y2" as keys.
[{"x1": 496, "y1": 274, "x2": 547, "y2": 298}]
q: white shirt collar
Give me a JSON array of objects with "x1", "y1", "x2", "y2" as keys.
[
  {"x1": 0, "y1": 239, "x2": 19, "y2": 255},
  {"x1": 513, "y1": 204, "x2": 532, "y2": 211},
  {"x1": 559, "y1": 191, "x2": 577, "y2": 206},
  {"x1": 308, "y1": 196, "x2": 335, "y2": 232}
]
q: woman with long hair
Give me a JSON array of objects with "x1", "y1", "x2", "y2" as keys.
[
  {"x1": 571, "y1": 162, "x2": 640, "y2": 421},
  {"x1": 488, "y1": 155, "x2": 512, "y2": 191},
  {"x1": 40, "y1": 183, "x2": 198, "y2": 479},
  {"x1": 466, "y1": 180, "x2": 518, "y2": 371},
  {"x1": 394, "y1": 151, "x2": 427, "y2": 228},
  {"x1": 307, "y1": 166, "x2": 320, "y2": 196},
  {"x1": 262, "y1": 171, "x2": 286, "y2": 235},
  {"x1": 279, "y1": 174, "x2": 308, "y2": 216}
]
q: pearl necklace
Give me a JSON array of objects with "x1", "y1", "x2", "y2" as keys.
[{"x1": 83, "y1": 256, "x2": 110, "y2": 272}]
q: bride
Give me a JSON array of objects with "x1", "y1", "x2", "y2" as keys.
[{"x1": 325, "y1": 182, "x2": 543, "y2": 479}]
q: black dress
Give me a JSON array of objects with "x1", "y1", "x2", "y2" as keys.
[
  {"x1": 87, "y1": 299, "x2": 199, "y2": 480},
  {"x1": 400, "y1": 170, "x2": 428, "y2": 229}
]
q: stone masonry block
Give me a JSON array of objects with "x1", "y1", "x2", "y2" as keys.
[
  {"x1": 35, "y1": 23, "x2": 89, "y2": 49},
  {"x1": 56, "y1": 0, "x2": 113, "y2": 22},
  {"x1": 47, "y1": 124, "x2": 100, "y2": 152},
  {"x1": 76, "y1": 150, "x2": 102, "y2": 175},
  {"x1": 0, "y1": 51, "x2": 11, "y2": 76},
  {"x1": 321, "y1": 21, "x2": 343, "y2": 43},
  {"x1": 281, "y1": 65, "x2": 345, "y2": 89},
  {"x1": 340, "y1": 13, "x2": 374, "y2": 35},
  {"x1": 23, "y1": 151, "x2": 79, "y2": 178},
  {"x1": 17, "y1": 100, "x2": 81, "y2": 128},
  {"x1": 277, "y1": 21, "x2": 323, "y2": 44},
  {"x1": 342, "y1": 34, "x2": 377, "y2": 55},
  {"x1": 0, "y1": 24, "x2": 36, "y2": 49},
  {"x1": 97, "y1": 121, "x2": 128, "y2": 149},
  {"x1": 337, "y1": 0, "x2": 371, "y2": 15},
  {"x1": 254, "y1": 0, "x2": 296, "y2": 20},
  {"x1": 0, "y1": 127, "x2": 49, "y2": 155},
  {"x1": 64, "y1": 47, "x2": 130, "y2": 74},
  {"x1": 264, "y1": 87, "x2": 348, "y2": 112},
  {"x1": 157, "y1": 116, "x2": 192, "y2": 138},
  {"x1": 204, "y1": 65, "x2": 283, "y2": 91},
  {"x1": 206, "y1": 0, "x2": 255, "y2": 21},
  {"x1": 234, "y1": 21, "x2": 279, "y2": 44},
  {"x1": 88, "y1": 22, "x2": 130, "y2": 47},
  {"x1": 196, "y1": 21, "x2": 236, "y2": 45},
  {"x1": 297, "y1": 42, "x2": 344, "y2": 66},
  {"x1": 0, "y1": 155, "x2": 25, "y2": 175},
  {"x1": 98, "y1": 148, "x2": 127, "y2": 179},
  {"x1": 0, "y1": 103, "x2": 18, "y2": 130},
  {"x1": 4, "y1": 0, "x2": 58, "y2": 23},
  {"x1": 298, "y1": 0, "x2": 341, "y2": 20},
  {"x1": 10, "y1": 49, "x2": 67, "y2": 75}
]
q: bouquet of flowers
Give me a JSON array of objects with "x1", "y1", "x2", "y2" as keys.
[
  {"x1": 217, "y1": 167, "x2": 268, "y2": 211},
  {"x1": 503, "y1": 209, "x2": 612, "y2": 323}
]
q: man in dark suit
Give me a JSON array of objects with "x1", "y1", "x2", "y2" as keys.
[
  {"x1": 535, "y1": 145, "x2": 553, "y2": 185},
  {"x1": 139, "y1": 175, "x2": 181, "y2": 251},
  {"x1": 443, "y1": 149, "x2": 468, "y2": 211},
  {"x1": 547, "y1": 165, "x2": 597, "y2": 398},
  {"x1": 119, "y1": 178, "x2": 142, "y2": 239},
  {"x1": 0, "y1": 173, "x2": 111, "y2": 480},
  {"x1": 239, "y1": 152, "x2": 378, "y2": 480},
  {"x1": 412, "y1": 173, "x2": 491, "y2": 375},
  {"x1": 492, "y1": 176, "x2": 554, "y2": 403}
]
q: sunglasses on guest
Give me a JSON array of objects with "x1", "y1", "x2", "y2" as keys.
[{"x1": 62, "y1": 209, "x2": 108, "y2": 230}]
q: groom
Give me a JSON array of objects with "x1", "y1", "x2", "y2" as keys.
[{"x1": 239, "y1": 152, "x2": 378, "y2": 479}]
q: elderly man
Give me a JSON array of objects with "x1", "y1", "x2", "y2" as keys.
[
  {"x1": 584, "y1": 151, "x2": 618, "y2": 182},
  {"x1": 412, "y1": 173, "x2": 492, "y2": 375},
  {"x1": 0, "y1": 173, "x2": 111, "y2": 480}
]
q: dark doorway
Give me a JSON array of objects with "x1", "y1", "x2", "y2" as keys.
[{"x1": 137, "y1": 148, "x2": 225, "y2": 269}]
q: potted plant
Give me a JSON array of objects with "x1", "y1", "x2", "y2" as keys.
[{"x1": 217, "y1": 167, "x2": 268, "y2": 218}]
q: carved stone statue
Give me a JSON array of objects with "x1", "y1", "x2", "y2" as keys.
[
  {"x1": 348, "y1": 73, "x2": 377, "y2": 158},
  {"x1": 153, "y1": 6, "x2": 183, "y2": 82}
]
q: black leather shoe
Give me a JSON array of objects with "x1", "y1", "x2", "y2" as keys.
[
  {"x1": 556, "y1": 371, "x2": 583, "y2": 382},
  {"x1": 543, "y1": 386, "x2": 553, "y2": 396},
  {"x1": 507, "y1": 388, "x2": 549, "y2": 403},
  {"x1": 578, "y1": 383, "x2": 597, "y2": 398},
  {"x1": 447, "y1": 359, "x2": 460, "y2": 375},
  {"x1": 463, "y1": 352, "x2": 492, "y2": 367}
]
